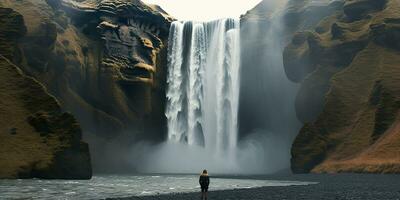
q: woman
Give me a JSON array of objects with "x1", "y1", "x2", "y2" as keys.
[{"x1": 199, "y1": 169, "x2": 210, "y2": 200}]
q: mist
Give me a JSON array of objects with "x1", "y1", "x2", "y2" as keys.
[
  {"x1": 84, "y1": 0, "x2": 301, "y2": 175},
  {"x1": 124, "y1": 130, "x2": 288, "y2": 174},
  {"x1": 238, "y1": 0, "x2": 301, "y2": 174}
]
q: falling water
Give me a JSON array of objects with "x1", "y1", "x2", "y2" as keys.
[
  {"x1": 165, "y1": 19, "x2": 240, "y2": 160},
  {"x1": 135, "y1": 4, "x2": 299, "y2": 174}
]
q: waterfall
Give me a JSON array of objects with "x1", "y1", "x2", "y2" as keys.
[
  {"x1": 137, "y1": 7, "x2": 299, "y2": 174},
  {"x1": 165, "y1": 19, "x2": 240, "y2": 158}
]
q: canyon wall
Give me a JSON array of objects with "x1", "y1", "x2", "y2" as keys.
[
  {"x1": 0, "y1": 0, "x2": 173, "y2": 174},
  {"x1": 0, "y1": 0, "x2": 172, "y2": 139},
  {"x1": 2, "y1": 0, "x2": 399, "y2": 176},
  {"x1": 0, "y1": 7, "x2": 91, "y2": 179},
  {"x1": 241, "y1": 0, "x2": 400, "y2": 174},
  {"x1": 284, "y1": 0, "x2": 400, "y2": 173}
]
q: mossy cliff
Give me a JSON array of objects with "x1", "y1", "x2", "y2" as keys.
[
  {"x1": 0, "y1": 7, "x2": 91, "y2": 179},
  {"x1": 241, "y1": 0, "x2": 400, "y2": 174},
  {"x1": 0, "y1": 0, "x2": 173, "y2": 140},
  {"x1": 0, "y1": 0, "x2": 172, "y2": 174},
  {"x1": 283, "y1": 0, "x2": 400, "y2": 173}
]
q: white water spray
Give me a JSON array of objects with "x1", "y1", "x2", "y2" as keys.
[{"x1": 165, "y1": 19, "x2": 241, "y2": 167}]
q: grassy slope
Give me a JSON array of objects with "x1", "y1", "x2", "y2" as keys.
[
  {"x1": 0, "y1": 0, "x2": 170, "y2": 139},
  {"x1": 0, "y1": 56, "x2": 57, "y2": 177},
  {"x1": 290, "y1": 0, "x2": 400, "y2": 173},
  {"x1": 0, "y1": 7, "x2": 91, "y2": 179},
  {"x1": 0, "y1": 0, "x2": 127, "y2": 135},
  {"x1": 313, "y1": 43, "x2": 400, "y2": 173}
]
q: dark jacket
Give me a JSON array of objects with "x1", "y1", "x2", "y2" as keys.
[{"x1": 199, "y1": 175, "x2": 210, "y2": 187}]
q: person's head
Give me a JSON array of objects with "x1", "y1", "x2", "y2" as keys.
[{"x1": 202, "y1": 169, "x2": 208, "y2": 175}]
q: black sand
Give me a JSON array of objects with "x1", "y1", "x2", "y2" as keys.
[{"x1": 106, "y1": 174, "x2": 400, "y2": 200}]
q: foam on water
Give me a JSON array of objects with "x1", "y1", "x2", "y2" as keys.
[{"x1": 0, "y1": 175, "x2": 316, "y2": 199}]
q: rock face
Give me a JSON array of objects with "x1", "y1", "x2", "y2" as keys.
[
  {"x1": 0, "y1": 0, "x2": 172, "y2": 138},
  {"x1": 0, "y1": 0, "x2": 172, "y2": 172},
  {"x1": 0, "y1": 7, "x2": 91, "y2": 179},
  {"x1": 285, "y1": 0, "x2": 400, "y2": 173}
]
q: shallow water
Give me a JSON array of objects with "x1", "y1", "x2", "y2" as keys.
[{"x1": 0, "y1": 175, "x2": 316, "y2": 199}]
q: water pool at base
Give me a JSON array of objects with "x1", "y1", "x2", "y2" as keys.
[{"x1": 0, "y1": 175, "x2": 317, "y2": 199}]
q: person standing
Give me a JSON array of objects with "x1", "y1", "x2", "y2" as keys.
[{"x1": 199, "y1": 169, "x2": 210, "y2": 200}]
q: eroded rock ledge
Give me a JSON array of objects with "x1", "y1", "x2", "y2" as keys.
[
  {"x1": 0, "y1": 0, "x2": 173, "y2": 172},
  {"x1": 0, "y1": 0, "x2": 173, "y2": 139}
]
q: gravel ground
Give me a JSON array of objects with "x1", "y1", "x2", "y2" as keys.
[{"x1": 106, "y1": 174, "x2": 400, "y2": 200}]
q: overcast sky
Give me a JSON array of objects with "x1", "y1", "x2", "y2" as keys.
[{"x1": 142, "y1": 0, "x2": 263, "y2": 21}]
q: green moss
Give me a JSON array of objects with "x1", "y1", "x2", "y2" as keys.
[
  {"x1": 0, "y1": 7, "x2": 91, "y2": 179},
  {"x1": 0, "y1": 7, "x2": 26, "y2": 60},
  {"x1": 372, "y1": 86, "x2": 400, "y2": 140},
  {"x1": 288, "y1": 0, "x2": 400, "y2": 173},
  {"x1": 344, "y1": 0, "x2": 388, "y2": 20},
  {"x1": 291, "y1": 123, "x2": 328, "y2": 173}
]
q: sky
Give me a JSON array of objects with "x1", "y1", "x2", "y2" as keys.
[{"x1": 141, "y1": 0, "x2": 263, "y2": 21}]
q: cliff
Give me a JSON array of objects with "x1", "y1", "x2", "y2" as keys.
[
  {"x1": 284, "y1": 0, "x2": 400, "y2": 173},
  {"x1": 238, "y1": 0, "x2": 308, "y2": 173},
  {"x1": 0, "y1": 0, "x2": 173, "y2": 139},
  {"x1": 0, "y1": 7, "x2": 91, "y2": 179},
  {"x1": 0, "y1": 0, "x2": 173, "y2": 173}
]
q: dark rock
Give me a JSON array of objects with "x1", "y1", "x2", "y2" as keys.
[
  {"x1": 371, "y1": 82, "x2": 400, "y2": 141},
  {"x1": 9, "y1": 128, "x2": 17, "y2": 135},
  {"x1": 283, "y1": 32, "x2": 316, "y2": 83},
  {"x1": 331, "y1": 23, "x2": 344, "y2": 39},
  {"x1": 0, "y1": 7, "x2": 91, "y2": 180},
  {"x1": 371, "y1": 21, "x2": 400, "y2": 50},
  {"x1": 0, "y1": 0, "x2": 173, "y2": 173},
  {"x1": 2, "y1": 0, "x2": 173, "y2": 142},
  {"x1": 344, "y1": 0, "x2": 388, "y2": 21},
  {"x1": 284, "y1": 10, "x2": 369, "y2": 122},
  {"x1": 285, "y1": 0, "x2": 400, "y2": 173},
  {"x1": 283, "y1": 0, "x2": 344, "y2": 33},
  {"x1": 0, "y1": 7, "x2": 26, "y2": 61},
  {"x1": 23, "y1": 21, "x2": 57, "y2": 72},
  {"x1": 291, "y1": 124, "x2": 328, "y2": 173}
]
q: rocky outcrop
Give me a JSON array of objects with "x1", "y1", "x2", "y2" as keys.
[
  {"x1": 283, "y1": 0, "x2": 344, "y2": 37},
  {"x1": 0, "y1": 0, "x2": 172, "y2": 139},
  {"x1": 239, "y1": 1, "x2": 346, "y2": 138},
  {"x1": 343, "y1": 0, "x2": 388, "y2": 20},
  {"x1": 0, "y1": 0, "x2": 172, "y2": 172},
  {"x1": 285, "y1": 0, "x2": 400, "y2": 173},
  {"x1": 0, "y1": 7, "x2": 91, "y2": 179}
]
